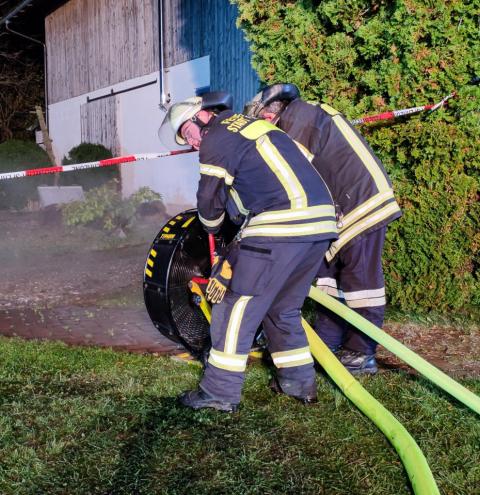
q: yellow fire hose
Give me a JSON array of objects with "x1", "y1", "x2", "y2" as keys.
[
  {"x1": 189, "y1": 282, "x2": 442, "y2": 494},
  {"x1": 308, "y1": 286, "x2": 480, "y2": 416},
  {"x1": 302, "y1": 318, "x2": 439, "y2": 495}
]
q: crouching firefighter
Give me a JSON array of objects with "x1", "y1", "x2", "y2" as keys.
[
  {"x1": 245, "y1": 84, "x2": 402, "y2": 375},
  {"x1": 159, "y1": 92, "x2": 338, "y2": 412}
]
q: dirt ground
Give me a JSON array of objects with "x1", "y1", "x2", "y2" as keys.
[
  {"x1": 0, "y1": 209, "x2": 478, "y2": 377},
  {"x1": 0, "y1": 208, "x2": 182, "y2": 354}
]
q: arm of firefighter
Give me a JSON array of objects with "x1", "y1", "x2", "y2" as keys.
[{"x1": 196, "y1": 164, "x2": 230, "y2": 233}]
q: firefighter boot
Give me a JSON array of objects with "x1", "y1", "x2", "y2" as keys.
[
  {"x1": 178, "y1": 388, "x2": 239, "y2": 413},
  {"x1": 339, "y1": 350, "x2": 378, "y2": 375},
  {"x1": 269, "y1": 375, "x2": 318, "y2": 405}
]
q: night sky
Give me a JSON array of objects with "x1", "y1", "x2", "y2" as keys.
[{"x1": 0, "y1": 0, "x2": 66, "y2": 56}]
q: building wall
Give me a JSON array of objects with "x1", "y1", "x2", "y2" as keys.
[
  {"x1": 46, "y1": 0, "x2": 258, "y2": 110},
  {"x1": 45, "y1": 0, "x2": 259, "y2": 212},
  {"x1": 46, "y1": 0, "x2": 159, "y2": 104},
  {"x1": 48, "y1": 57, "x2": 210, "y2": 213},
  {"x1": 163, "y1": 0, "x2": 259, "y2": 110}
]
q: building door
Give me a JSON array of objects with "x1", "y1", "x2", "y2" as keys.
[{"x1": 80, "y1": 97, "x2": 119, "y2": 155}]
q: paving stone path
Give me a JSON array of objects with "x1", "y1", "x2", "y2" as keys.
[{"x1": 0, "y1": 305, "x2": 183, "y2": 354}]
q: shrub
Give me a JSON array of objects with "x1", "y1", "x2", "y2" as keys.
[
  {"x1": 0, "y1": 140, "x2": 51, "y2": 210},
  {"x1": 234, "y1": 0, "x2": 479, "y2": 312},
  {"x1": 60, "y1": 142, "x2": 119, "y2": 190},
  {"x1": 62, "y1": 181, "x2": 162, "y2": 232}
]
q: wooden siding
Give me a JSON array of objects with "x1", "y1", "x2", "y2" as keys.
[
  {"x1": 46, "y1": 0, "x2": 159, "y2": 104},
  {"x1": 46, "y1": 0, "x2": 258, "y2": 109},
  {"x1": 163, "y1": 0, "x2": 259, "y2": 110},
  {"x1": 80, "y1": 97, "x2": 119, "y2": 154}
]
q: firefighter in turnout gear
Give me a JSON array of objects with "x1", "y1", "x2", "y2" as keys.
[
  {"x1": 160, "y1": 93, "x2": 338, "y2": 411},
  {"x1": 245, "y1": 84, "x2": 402, "y2": 375}
]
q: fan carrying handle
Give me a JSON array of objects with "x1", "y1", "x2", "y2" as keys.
[{"x1": 189, "y1": 234, "x2": 216, "y2": 286}]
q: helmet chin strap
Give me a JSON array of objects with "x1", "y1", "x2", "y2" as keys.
[
  {"x1": 192, "y1": 111, "x2": 216, "y2": 137},
  {"x1": 271, "y1": 113, "x2": 282, "y2": 125}
]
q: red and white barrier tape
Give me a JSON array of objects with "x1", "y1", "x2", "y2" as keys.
[
  {"x1": 0, "y1": 89, "x2": 467, "y2": 181},
  {"x1": 350, "y1": 92, "x2": 456, "y2": 125},
  {"x1": 0, "y1": 149, "x2": 195, "y2": 182}
]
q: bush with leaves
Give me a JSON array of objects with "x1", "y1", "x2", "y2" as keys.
[
  {"x1": 233, "y1": 0, "x2": 479, "y2": 312},
  {"x1": 0, "y1": 140, "x2": 51, "y2": 210},
  {"x1": 62, "y1": 181, "x2": 162, "y2": 232},
  {"x1": 61, "y1": 142, "x2": 119, "y2": 190}
]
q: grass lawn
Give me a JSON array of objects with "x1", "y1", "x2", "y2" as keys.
[{"x1": 0, "y1": 337, "x2": 479, "y2": 495}]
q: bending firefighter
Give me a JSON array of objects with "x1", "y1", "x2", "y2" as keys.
[
  {"x1": 159, "y1": 92, "x2": 338, "y2": 412},
  {"x1": 245, "y1": 84, "x2": 402, "y2": 375}
]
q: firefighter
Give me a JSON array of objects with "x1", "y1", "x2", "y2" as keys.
[
  {"x1": 245, "y1": 84, "x2": 402, "y2": 375},
  {"x1": 159, "y1": 93, "x2": 338, "y2": 412}
]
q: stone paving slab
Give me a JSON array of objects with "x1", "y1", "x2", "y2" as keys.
[{"x1": 0, "y1": 306, "x2": 184, "y2": 354}]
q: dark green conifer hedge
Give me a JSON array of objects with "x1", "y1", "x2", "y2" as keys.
[{"x1": 234, "y1": 0, "x2": 479, "y2": 312}]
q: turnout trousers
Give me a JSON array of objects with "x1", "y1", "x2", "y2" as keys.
[
  {"x1": 314, "y1": 227, "x2": 387, "y2": 355},
  {"x1": 200, "y1": 239, "x2": 330, "y2": 404}
]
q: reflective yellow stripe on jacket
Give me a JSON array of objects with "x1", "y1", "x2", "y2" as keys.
[
  {"x1": 326, "y1": 201, "x2": 400, "y2": 261},
  {"x1": 229, "y1": 188, "x2": 249, "y2": 216},
  {"x1": 248, "y1": 204, "x2": 335, "y2": 226},
  {"x1": 242, "y1": 220, "x2": 337, "y2": 239},
  {"x1": 198, "y1": 211, "x2": 225, "y2": 229},
  {"x1": 331, "y1": 115, "x2": 390, "y2": 191},
  {"x1": 255, "y1": 134, "x2": 308, "y2": 210},
  {"x1": 199, "y1": 163, "x2": 234, "y2": 185}
]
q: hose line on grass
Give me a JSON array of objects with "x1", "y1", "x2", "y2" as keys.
[
  {"x1": 302, "y1": 318, "x2": 440, "y2": 495},
  {"x1": 189, "y1": 283, "x2": 440, "y2": 493},
  {"x1": 308, "y1": 286, "x2": 480, "y2": 416}
]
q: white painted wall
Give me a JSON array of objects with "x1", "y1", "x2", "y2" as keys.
[{"x1": 48, "y1": 56, "x2": 210, "y2": 214}]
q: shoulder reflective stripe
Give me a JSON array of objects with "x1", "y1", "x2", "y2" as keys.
[
  {"x1": 271, "y1": 346, "x2": 313, "y2": 368},
  {"x1": 229, "y1": 188, "x2": 249, "y2": 215},
  {"x1": 256, "y1": 135, "x2": 308, "y2": 209},
  {"x1": 326, "y1": 202, "x2": 400, "y2": 261},
  {"x1": 249, "y1": 204, "x2": 335, "y2": 226},
  {"x1": 340, "y1": 191, "x2": 396, "y2": 231},
  {"x1": 198, "y1": 211, "x2": 225, "y2": 228},
  {"x1": 320, "y1": 103, "x2": 340, "y2": 116},
  {"x1": 346, "y1": 296, "x2": 386, "y2": 309},
  {"x1": 224, "y1": 296, "x2": 252, "y2": 354},
  {"x1": 239, "y1": 119, "x2": 279, "y2": 140},
  {"x1": 199, "y1": 164, "x2": 234, "y2": 185},
  {"x1": 332, "y1": 115, "x2": 390, "y2": 191},
  {"x1": 293, "y1": 140, "x2": 314, "y2": 162},
  {"x1": 208, "y1": 348, "x2": 249, "y2": 372},
  {"x1": 242, "y1": 220, "x2": 337, "y2": 238}
]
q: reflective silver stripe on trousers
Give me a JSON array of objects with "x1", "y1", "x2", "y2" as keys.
[{"x1": 316, "y1": 278, "x2": 386, "y2": 308}]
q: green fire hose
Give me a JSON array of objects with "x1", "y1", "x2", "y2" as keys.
[
  {"x1": 190, "y1": 281, "x2": 441, "y2": 493},
  {"x1": 308, "y1": 286, "x2": 480, "y2": 416},
  {"x1": 302, "y1": 318, "x2": 440, "y2": 495}
]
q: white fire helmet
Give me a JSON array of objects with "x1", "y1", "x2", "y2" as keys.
[
  {"x1": 158, "y1": 97, "x2": 203, "y2": 148},
  {"x1": 158, "y1": 92, "x2": 234, "y2": 149}
]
